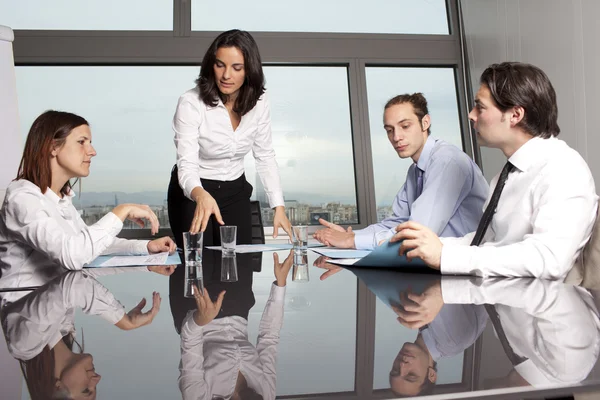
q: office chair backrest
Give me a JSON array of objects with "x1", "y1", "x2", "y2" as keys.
[{"x1": 566, "y1": 203, "x2": 600, "y2": 288}]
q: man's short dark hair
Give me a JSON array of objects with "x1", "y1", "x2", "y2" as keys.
[
  {"x1": 384, "y1": 93, "x2": 431, "y2": 135},
  {"x1": 391, "y1": 360, "x2": 438, "y2": 398},
  {"x1": 480, "y1": 62, "x2": 560, "y2": 138}
]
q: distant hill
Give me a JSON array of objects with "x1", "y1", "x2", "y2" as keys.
[{"x1": 73, "y1": 190, "x2": 365, "y2": 207}]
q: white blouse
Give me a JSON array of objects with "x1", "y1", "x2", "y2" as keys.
[
  {"x1": 0, "y1": 179, "x2": 148, "y2": 306},
  {"x1": 1, "y1": 271, "x2": 126, "y2": 361},
  {"x1": 178, "y1": 283, "x2": 285, "y2": 400},
  {"x1": 173, "y1": 87, "x2": 284, "y2": 208}
]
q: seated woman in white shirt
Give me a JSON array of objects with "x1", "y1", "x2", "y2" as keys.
[
  {"x1": 2, "y1": 270, "x2": 162, "y2": 399},
  {"x1": 168, "y1": 29, "x2": 292, "y2": 251},
  {"x1": 0, "y1": 110, "x2": 176, "y2": 301}
]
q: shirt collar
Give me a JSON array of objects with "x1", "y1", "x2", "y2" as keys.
[
  {"x1": 416, "y1": 135, "x2": 437, "y2": 172},
  {"x1": 205, "y1": 97, "x2": 226, "y2": 111},
  {"x1": 508, "y1": 136, "x2": 553, "y2": 173},
  {"x1": 44, "y1": 187, "x2": 75, "y2": 205}
]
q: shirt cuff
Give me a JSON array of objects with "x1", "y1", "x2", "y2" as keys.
[
  {"x1": 270, "y1": 282, "x2": 286, "y2": 302},
  {"x1": 268, "y1": 193, "x2": 285, "y2": 209},
  {"x1": 183, "y1": 310, "x2": 206, "y2": 333},
  {"x1": 104, "y1": 307, "x2": 126, "y2": 325},
  {"x1": 132, "y1": 240, "x2": 150, "y2": 255},
  {"x1": 183, "y1": 178, "x2": 203, "y2": 202},
  {"x1": 440, "y1": 278, "x2": 476, "y2": 304},
  {"x1": 353, "y1": 230, "x2": 375, "y2": 250},
  {"x1": 440, "y1": 243, "x2": 479, "y2": 276},
  {"x1": 97, "y1": 212, "x2": 124, "y2": 237}
]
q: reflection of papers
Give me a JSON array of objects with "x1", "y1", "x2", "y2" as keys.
[
  {"x1": 311, "y1": 248, "x2": 371, "y2": 259},
  {"x1": 206, "y1": 243, "x2": 326, "y2": 253},
  {"x1": 327, "y1": 258, "x2": 362, "y2": 266},
  {"x1": 86, "y1": 252, "x2": 182, "y2": 268},
  {"x1": 206, "y1": 245, "x2": 280, "y2": 253}
]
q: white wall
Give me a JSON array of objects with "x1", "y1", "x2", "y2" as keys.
[
  {"x1": 0, "y1": 24, "x2": 24, "y2": 400},
  {"x1": 462, "y1": 0, "x2": 600, "y2": 184}
]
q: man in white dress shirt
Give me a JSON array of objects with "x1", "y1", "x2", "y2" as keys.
[{"x1": 391, "y1": 62, "x2": 598, "y2": 279}]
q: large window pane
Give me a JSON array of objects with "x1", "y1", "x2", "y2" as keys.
[
  {"x1": 15, "y1": 66, "x2": 358, "y2": 230},
  {"x1": 0, "y1": 0, "x2": 173, "y2": 30},
  {"x1": 192, "y1": 0, "x2": 449, "y2": 34},
  {"x1": 247, "y1": 66, "x2": 358, "y2": 227},
  {"x1": 366, "y1": 67, "x2": 466, "y2": 389},
  {"x1": 365, "y1": 67, "x2": 463, "y2": 222},
  {"x1": 15, "y1": 66, "x2": 196, "y2": 229}
]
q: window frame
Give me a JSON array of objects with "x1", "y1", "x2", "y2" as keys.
[{"x1": 10, "y1": 1, "x2": 480, "y2": 395}]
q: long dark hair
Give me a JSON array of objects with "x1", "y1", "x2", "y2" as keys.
[
  {"x1": 16, "y1": 110, "x2": 89, "y2": 196},
  {"x1": 19, "y1": 333, "x2": 83, "y2": 400},
  {"x1": 480, "y1": 62, "x2": 560, "y2": 138},
  {"x1": 196, "y1": 29, "x2": 266, "y2": 116}
]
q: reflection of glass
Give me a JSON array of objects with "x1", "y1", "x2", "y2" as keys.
[
  {"x1": 292, "y1": 250, "x2": 309, "y2": 282},
  {"x1": 220, "y1": 255, "x2": 238, "y2": 283},
  {"x1": 292, "y1": 225, "x2": 308, "y2": 253},
  {"x1": 191, "y1": 0, "x2": 449, "y2": 34},
  {"x1": 183, "y1": 232, "x2": 203, "y2": 298},
  {"x1": 1, "y1": 0, "x2": 174, "y2": 30},
  {"x1": 220, "y1": 225, "x2": 237, "y2": 255},
  {"x1": 365, "y1": 67, "x2": 463, "y2": 222}
]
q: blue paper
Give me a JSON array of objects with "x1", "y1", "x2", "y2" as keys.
[
  {"x1": 352, "y1": 240, "x2": 427, "y2": 268},
  {"x1": 85, "y1": 253, "x2": 182, "y2": 268}
]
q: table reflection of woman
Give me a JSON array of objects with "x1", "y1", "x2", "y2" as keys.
[
  {"x1": 174, "y1": 251, "x2": 293, "y2": 400},
  {"x1": 1, "y1": 270, "x2": 161, "y2": 400}
]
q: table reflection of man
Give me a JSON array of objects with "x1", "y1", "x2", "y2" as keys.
[
  {"x1": 176, "y1": 251, "x2": 293, "y2": 400},
  {"x1": 345, "y1": 267, "x2": 488, "y2": 397},
  {"x1": 395, "y1": 277, "x2": 600, "y2": 388}
]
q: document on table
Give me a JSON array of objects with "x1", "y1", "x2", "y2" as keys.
[
  {"x1": 86, "y1": 252, "x2": 182, "y2": 268},
  {"x1": 310, "y1": 248, "x2": 372, "y2": 259},
  {"x1": 327, "y1": 240, "x2": 427, "y2": 269}
]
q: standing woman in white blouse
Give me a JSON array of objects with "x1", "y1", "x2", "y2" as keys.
[
  {"x1": 0, "y1": 110, "x2": 176, "y2": 297},
  {"x1": 168, "y1": 29, "x2": 292, "y2": 250}
]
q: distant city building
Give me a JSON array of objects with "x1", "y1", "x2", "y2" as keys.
[{"x1": 75, "y1": 191, "x2": 361, "y2": 231}]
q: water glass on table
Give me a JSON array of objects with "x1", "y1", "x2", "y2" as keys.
[
  {"x1": 183, "y1": 232, "x2": 203, "y2": 298},
  {"x1": 292, "y1": 225, "x2": 308, "y2": 253},
  {"x1": 220, "y1": 254, "x2": 238, "y2": 283},
  {"x1": 220, "y1": 225, "x2": 237, "y2": 255}
]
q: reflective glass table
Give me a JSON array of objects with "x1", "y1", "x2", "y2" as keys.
[{"x1": 1, "y1": 250, "x2": 599, "y2": 400}]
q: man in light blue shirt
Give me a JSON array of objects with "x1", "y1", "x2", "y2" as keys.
[{"x1": 313, "y1": 93, "x2": 489, "y2": 250}]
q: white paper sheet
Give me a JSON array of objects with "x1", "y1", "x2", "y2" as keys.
[{"x1": 98, "y1": 252, "x2": 169, "y2": 267}]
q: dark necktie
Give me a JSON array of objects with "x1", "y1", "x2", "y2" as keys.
[
  {"x1": 469, "y1": 161, "x2": 527, "y2": 365},
  {"x1": 470, "y1": 162, "x2": 515, "y2": 246},
  {"x1": 484, "y1": 304, "x2": 528, "y2": 366},
  {"x1": 415, "y1": 167, "x2": 424, "y2": 197}
]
